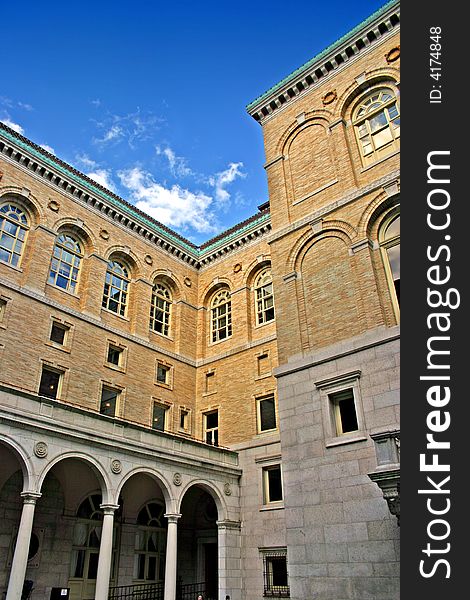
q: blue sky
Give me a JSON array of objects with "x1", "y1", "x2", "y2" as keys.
[{"x1": 2, "y1": 0, "x2": 385, "y2": 245}]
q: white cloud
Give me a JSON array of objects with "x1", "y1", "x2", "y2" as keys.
[
  {"x1": 209, "y1": 162, "x2": 246, "y2": 203},
  {"x1": 87, "y1": 169, "x2": 116, "y2": 192},
  {"x1": 18, "y1": 102, "x2": 33, "y2": 111},
  {"x1": 156, "y1": 145, "x2": 193, "y2": 178},
  {"x1": 94, "y1": 124, "x2": 123, "y2": 145},
  {"x1": 1, "y1": 118, "x2": 24, "y2": 135},
  {"x1": 118, "y1": 167, "x2": 218, "y2": 234},
  {"x1": 91, "y1": 99, "x2": 101, "y2": 107},
  {"x1": 75, "y1": 154, "x2": 99, "y2": 169},
  {"x1": 92, "y1": 110, "x2": 163, "y2": 149},
  {"x1": 40, "y1": 144, "x2": 55, "y2": 154}
]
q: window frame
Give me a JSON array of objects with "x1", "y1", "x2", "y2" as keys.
[
  {"x1": 260, "y1": 549, "x2": 290, "y2": 598},
  {"x1": 0, "y1": 202, "x2": 29, "y2": 269},
  {"x1": 38, "y1": 364, "x2": 65, "y2": 400},
  {"x1": 379, "y1": 212, "x2": 400, "y2": 319},
  {"x1": 315, "y1": 371, "x2": 367, "y2": 447},
  {"x1": 262, "y1": 464, "x2": 284, "y2": 506},
  {"x1": 48, "y1": 233, "x2": 83, "y2": 295},
  {"x1": 179, "y1": 407, "x2": 191, "y2": 433},
  {"x1": 210, "y1": 289, "x2": 232, "y2": 343},
  {"x1": 151, "y1": 400, "x2": 170, "y2": 432},
  {"x1": 99, "y1": 384, "x2": 122, "y2": 418},
  {"x1": 353, "y1": 88, "x2": 400, "y2": 166},
  {"x1": 256, "y1": 393, "x2": 277, "y2": 434},
  {"x1": 102, "y1": 260, "x2": 130, "y2": 317},
  {"x1": 150, "y1": 282, "x2": 172, "y2": 337},
  {"x1": 134, "y1": 502, "x2": 167, "y2": 583},
  {"x1": 155, "y1": 360, "x2": 173, "y2": 389},
  {"x1": 203, "y1": 409, "x2": 219, "y2": 446},
  {"x1": 254, "y1": 268, "x2": 275, "y2": 326}
]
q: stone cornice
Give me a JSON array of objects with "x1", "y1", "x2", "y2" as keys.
[
  {"x1": 246, "y1": 0, "x2": 400, "y2": 124},
  {"x1": 0, "y1": 384, "x2": 241, "y2": 475}
]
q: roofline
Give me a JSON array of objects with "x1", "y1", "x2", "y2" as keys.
[
  {"x1": 246, "y1": 0, "x2": 400, "y2": 121},
  {"x1": 0, "y1": 122, "x2": 271, "y2": 265}
]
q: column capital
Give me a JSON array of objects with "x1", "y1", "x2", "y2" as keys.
[
  {"x1": 216, "y1": 519, "x2": 241, "y2": 531},
  {"x1": 164, "y1": 513, "x2": 182, "y2": 524},
  {"x1": 20, "y1": 492, "x2": 42, "y2": 505},
  {"x1": 99, "y1": 504, "x2": 120, "y2": 516}
]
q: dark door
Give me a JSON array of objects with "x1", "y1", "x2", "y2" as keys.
[{"x1": 204, "y1": 543, "x2": 218, "y2": 600}]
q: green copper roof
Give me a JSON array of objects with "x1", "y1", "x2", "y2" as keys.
[{"x1": 246, "y1": 0, "x2": 399, "y2": 112}]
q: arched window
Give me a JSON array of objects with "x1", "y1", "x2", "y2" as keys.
[
  {"x1": 134, "y1": 502, "x2": 167, "y2": 582},
  {"x1": 0, "y1": 203, "x2": 29, "y2": 267},
  {"x1": 255, "y1": 268, "x2": 275, "y2": 325},
  {"x1": 48, "y1": 233, "x2": 83, "y2": 293},
  {"x1": 102, "y1": 260, "x2": 130, "y2": 316},
  {"x1": 380, "y1": 214, "x2": 400, "y2": 310},
  {"x1": 70, "y1": 494, "x2": 119, "y2": 589},
  {"x1": 211, "y1": 289, "x2": 232, "y2": 342},
  {"x1": 150, "y1": 282, "x2": 172, "y2": 336},
  {"x1": 354, "y1": 89, "x2": 400, "y2": 165}
]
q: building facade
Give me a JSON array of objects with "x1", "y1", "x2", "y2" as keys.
[{"x1": 0, "y1": 2, "x2": 400, "y2": 600}]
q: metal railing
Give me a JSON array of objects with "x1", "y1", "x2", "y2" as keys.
[
  {"x1": 108, "y1": 582, "x2": 164, "y2": 600},
  {"x1": 106, "y1": 581, "x2": 214, "y2": 600},
  {"x1": 176, "y1": 581, "x2": 208, "y2": 600}
]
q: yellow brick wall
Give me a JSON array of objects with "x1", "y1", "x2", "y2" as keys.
[{"x1": 260, "y1": 31, "x2": 400, "y2": 365}]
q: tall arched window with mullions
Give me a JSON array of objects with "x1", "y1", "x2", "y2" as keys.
[
  {"x1": 380, "y1": 213, "x2": 400, "y2": 313},
  {"x1": 134, "y1": 502, "x2": 167, "y2": 583},
  {"x1": 69, "y1": 494, "x2": 119, "y2": 596},
  {"x1": 211, "y1": 289, "x2": 232, "y2": 343},
  {"x1": 354, "y1": 88, "x2": 400, "y2": 165},
  {"x1": 255, "y1": 268, "x2": 275, "y2": 325},
  {"x1": 150, "y1": 282, "x2": 172, "y2": 336},
  {"x1": 48, "y1": 233, "x2": 83, "y2": 293},
  {"x1": 102, "y1": 260, "x2": 130, "y2": 316},
  {"x1": 0, "y1": 203, "x2": 29, "y2": 267}
]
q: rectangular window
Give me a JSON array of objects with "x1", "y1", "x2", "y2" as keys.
[
  {"x1": 0, "y1": 298, "x2": 7, "y2": 323},
  {"x1": 179, "y1": 408, "x2": 190, "y2": 432},
  {"x1": 262, "y1": 551, "x2": 289, "y2": 597},
  {"x1": 263, "y1": 465, "x2": 283, "y2": 504},
  {"x1": 204, "y1": 410, "x2": 219, "y2": 446},
  {"x1": 107, "y1": 344, "x2": 123, "y2": 367},
  {"x1": 329, "y1": 388, "x2": 358, "y2": 435},
  {"x1": 156, "y1": 362, "x2": 171, "y2": 386},
  {"x1": 100, "y1": 386, "x2": 120, "y2": 417},
  {"x1": 152, "y1": 402, "x2": 168, "y2": 431},
  {"x1": 257, "y1": 395, "x2": 277, "y2": 433},
  {"x1": 38, "y1": 367, "x2": 63, "y2": 399},
  {"x1": 50, "y1": 322, "x2": 69, "y2": 346}
]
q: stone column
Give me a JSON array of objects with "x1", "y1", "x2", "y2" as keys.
[
  {"x1": 5, "y1": 492, "x2": 42, "y2": 600},
  {"x1": 164, "y1": 513, "x2": 181, "y2": 600},
  {"x1": 94, "y1": 504, "x2": 119, "y2": 600},
  {"x1": 217, "y1": 520, "x2": 241, "y2": 600}
]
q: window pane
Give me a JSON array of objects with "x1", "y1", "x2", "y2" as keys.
[
  {"x1": 50, "y1": 324, "x2": 67, "y2": 345},
  {"x1": 338, "y1": 397, "x2": 358, "y2": 433},
  {"x1": 87, "y1": 552, "x2": 99, "y2": 579},
  {"x1": 267, "y1": 467, "x2": 283, "y2": 502},
  {"x1": 39, "y1": 369, "x2": 61, "y2": 399},
  {"x1": 152, "y1": 404, "x2": 166, "y2": 431},
  {"x1": 100, "y1": 388, "x2": 118, "y2": 416},
  {"x1": 206, "y1": 411, "x2": 218, "y2": 429},
  {"x1": 260, "y1": 397, "x2": 276, "y2": 431}
]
